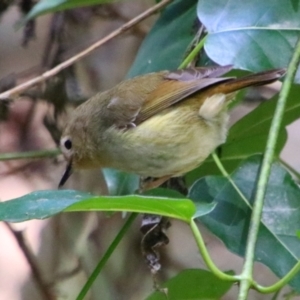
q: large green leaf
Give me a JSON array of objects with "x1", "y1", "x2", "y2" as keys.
[
  {"x1": 146, "y1": 269, "x2": 233, "y2": 300},
  {"x1": 186, "y1": 83, "x2": 300, "y2": 184},
  {"x1": 189, "y1": 155, "x2": 300, "y2": 291},
  {"x1": 197, "y1": 0, "x2": 300, "y2": 81},
  {"x1": 0, "y1": 190, "x2": 91, "y2": 222},
  {"x1": 26, "y1": 0, "x2": 122, "y2": 20},
  {"x1": 0, "y1": 190, "x2": 196, "y2": 223},
  {"x1": 67, "y1": 195, "x2": 194, "y2": 221},
  {"x1": 127, "y1": 0, "x2": 197, "y2": 78}
]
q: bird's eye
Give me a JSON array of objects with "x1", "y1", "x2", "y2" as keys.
[{"x1": 64, "y1": 139, "x2": 72, "y2": 150}]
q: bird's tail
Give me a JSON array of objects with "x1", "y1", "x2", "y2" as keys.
[{"x1": 212, "y1": 68, "x2": 286, "y2": 95}]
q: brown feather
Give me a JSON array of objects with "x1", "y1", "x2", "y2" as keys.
[
  {"x1": 207, "y1": 68, "x2": 286, "y2": 95},
  {"x1": 135, "y1": 77, "x2": 232, "y2": 124},
  {"x1": 136, "y1": 68, "x2": 285, "y2": 124}
]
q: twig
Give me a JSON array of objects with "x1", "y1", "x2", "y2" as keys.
[
  {"x1": 4, "y1": 223, "x2": 55, "y2": 300},
  {"x1": 98, "y1": 5, "x2": 149, "y2": 37},
  {"x1": 0, "y1": 0, "x2": 173, "y2": 100},
  {"x1": 48, "y1": 262, "x2": 82, "y2": 287},
  {"x1": 0, "y1": 149, "x2": 60, "y2": 161}
]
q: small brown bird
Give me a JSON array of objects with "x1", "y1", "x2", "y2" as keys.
[{"x1": 59, "y1": 65, "x2": 285, "y2": 189}]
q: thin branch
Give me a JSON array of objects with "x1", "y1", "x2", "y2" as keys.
[
  {"x1": 0, "y1": 149, "x2": 60, "y2": 161},
  {"x1": 48, "y1": 262, "x2": 82, "y2": 287},
  {"x1": 4, "y1": 223, "x2": 55, "y2": 300},
  {"x1": 0, "y1": 0, "x2": 173, "y2": 100}
]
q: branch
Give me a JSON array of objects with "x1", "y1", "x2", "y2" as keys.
[
  {"x1": 0, "y1": 149, "x2": 60, "y2": 161},
  {"x1": 0, "y1": 0, "x2": 173, "y2": 100},
  {"x1": 5, "y1": 223, "x2": 55, "y2": 300}
]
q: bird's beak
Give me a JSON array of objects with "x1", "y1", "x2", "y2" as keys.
[{"x1": 59, "y1": 160, "x2": 73, "y2": 187}]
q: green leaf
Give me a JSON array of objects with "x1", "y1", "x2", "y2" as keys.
[
  {"x1": 0, "y1": 190, "x2": 91, "y2": 222},
  {"x1": 189, "y1": 155, "x2": 300, "y2": 291},
  {"x1": 26, "y1": 0, "x2": 123, "y2": 20},
  {"x1": 193, "y1": 201, "x2": 217, "y2": 219},
  {"x1": 197, "y1": 0, "x2": 300, "y2": 81},
  {"x1": 146, "y1": 269, "x2": 233, "y2": 300},
  {"x1": 102, "y1": 168, "x2": 139, "y2": 195},
  {"x1": 127, "y1": 0, "x2": 197, "y2": 78},
  {"x1": 66, "y1": 195, "x2": 195, "y2": 222},
  {"x1": 186, "y1": 83, "x2": 300, "y2": 184},
  {"x1": 0, "y1": 190, "x2": 196, "y2": 223},
  {"x1": 142, "y1": 187, "x2": 217, "y2": 218}
]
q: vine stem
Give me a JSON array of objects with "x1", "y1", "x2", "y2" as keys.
[
  {"x1": 211, "y1": 152, "x2": 248, "y2": 203},
  {"x1": 254, "y1": 260, "x2": 300, "y2": 294},
  {"x1": 190, "y1": 219, "x2": 238, "y2": 282},
  {"x1": 238, "y1": 38, "x2": 300, "y2": 300},
  {"x1": 76, "y1": 213, "x2": 137, "y2": 300}
]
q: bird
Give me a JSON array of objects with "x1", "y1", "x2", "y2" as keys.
[{"x1": 59, "y1": 65, "x2": 285, "y2": 190}]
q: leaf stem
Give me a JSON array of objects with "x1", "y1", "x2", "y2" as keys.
[
  {"x1": 279, "y1": 158, "x2": 300, "y2": 180},
  {"x1": 238, "y1": 38, "x2": 300, "y2": 300},
  {"x1": 190, "y1": 219, "x2": 238, "y2": 282},
  {"x1": 178, "y1": 36, "x2": 206, "y2": 69},
  {"x1": 212, "y1": 152, "x2": 248, "y2": 203},
  {"x1": 253, "y1": 260, "x2": 300, "y2": 294},
  {"x1": 76, "y1": 213, "x2": 137, "y2": 300},
  {"x1": 0, "y1": 149, "x2": 61, "y2": 161},
  {"x1": 271, "y1": 289, "x2": 281, "y2": 300}
]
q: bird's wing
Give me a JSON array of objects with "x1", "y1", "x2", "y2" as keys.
[
  {"x1": 105, "y1": 66, "x2": 284, "y2": 128},
  {"x1": 136, "y1": 66, "x2": 286, "y2": 124},
  {"x1": 105, "y1": 66, "x2": 233, "y2": 128},
  {"x1": 136, "y1": 68, "x2": 233, "y2": 124}
]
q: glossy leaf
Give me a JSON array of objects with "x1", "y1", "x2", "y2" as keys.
[
  {"x1": 0, "y1": 190, "x2": 91, "y2": 222},
  {"x1": 138, "y1": 187, "x2": 217, "y2": 218},
  {"x1": 127, "y1": 0, "x2": 197, "y2": 78},
  {"x1": 26, "y1": 0, "x2": 122, "y2": 20},
  {"x1": 0, "y1": 190, "x2": 196, "y2": 223},
  {"x1": 102, "y1": 168, "x2": 139, "y2": 195},
  {"x1": 189, "y1": 155, "x2": 300, "y2": 291},
  {"x1": 186, "y1": 83, "x2": 300, "y2": 184},
  {"x1": 146, "y1": 269, "x2": 233, "y2": 300},
  {"x1": 66, "y1": 195, "x2": 195, "y2": 221},
  {"x1": 197, "y1": 0, "x2": 300, "y2": 81}
]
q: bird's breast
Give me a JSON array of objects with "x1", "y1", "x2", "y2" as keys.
[{"x1": 102, "y1": 104, "x2": 229, "y2": 177}]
